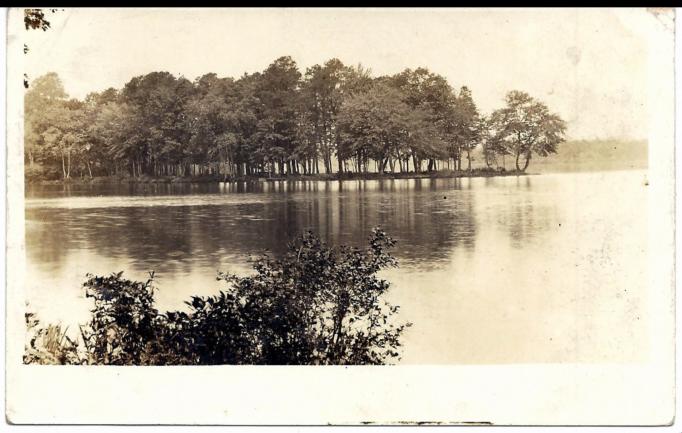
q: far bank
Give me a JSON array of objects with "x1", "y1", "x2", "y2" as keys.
[{"x1": 26, "y1": 167, "x2": 529, "y2": 187}]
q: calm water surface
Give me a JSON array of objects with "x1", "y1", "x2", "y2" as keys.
[{"x1": 25, "y1": 170, "x2": 649, "y2": 364}]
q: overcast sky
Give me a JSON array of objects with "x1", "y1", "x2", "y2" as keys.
[{"x1": 22, "y1": 8, "x2": 657, "y2": 140}]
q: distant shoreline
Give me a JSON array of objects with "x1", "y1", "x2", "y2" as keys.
[{"x1": 26, "y1": 168, "x2": 528, "y2": 186}]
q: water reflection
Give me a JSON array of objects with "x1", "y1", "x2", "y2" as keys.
[
  {"x1": 24, "y1": 172, "x2": 649, "y2": 364},
  {"x1": 26, "y1": 178, "x2": 479, "y2": 274}
]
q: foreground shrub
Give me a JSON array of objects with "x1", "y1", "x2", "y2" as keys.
[
  {"x1": 25, "y1": 228, "x2": 411, "y2": 365},
  {"x1": 24, "y1": 312, "x2": 81, "y2": 364}
]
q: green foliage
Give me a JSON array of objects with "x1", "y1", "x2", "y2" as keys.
[{"x1": 25, "y1": 229, "x2": 411, "y2": 365}]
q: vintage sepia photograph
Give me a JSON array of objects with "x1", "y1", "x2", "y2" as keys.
[{"x1": 5, "y1": 7, "x2": 676, "y2": 425}]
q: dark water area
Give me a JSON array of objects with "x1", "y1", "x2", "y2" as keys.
[
  {"x1": 25, "y1": 170, "x2": 649, "y2": 364},
  {"x1": 26, "y1": 178, "x2": 479, "y2": 270}
]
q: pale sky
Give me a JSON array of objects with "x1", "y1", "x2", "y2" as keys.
[{"x1": 20, "y1": 8, "x2": 660, "y2": 140}]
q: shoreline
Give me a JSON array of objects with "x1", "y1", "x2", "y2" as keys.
[{"x1": 27, "y1": 168, "x2": 529, "y2": 186}]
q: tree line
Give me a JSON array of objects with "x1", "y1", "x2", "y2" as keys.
[{"x1": 25, "y1": 56, "x2": 566, "y2": 181}]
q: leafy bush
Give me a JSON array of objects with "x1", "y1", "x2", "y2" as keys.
[
  {"x1": 25, "y1": 229, "x2": 411, "y2": 365},
  {"x1": 79, "y1": 272, "x2": 161, "y2": 364}
]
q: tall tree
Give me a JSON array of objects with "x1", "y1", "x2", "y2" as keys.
[
  {"x1": 338, "y1": 83, "x2": 408, "y2": 173},
  {"x1": 489, "y1": 91, "x2": 567, "y2": 172},
  {"x1": 121, "y1": 72, "x2": 195, "y2": 176},
  {"x1": 452, "y1": 86, "x2": 482, "y2": 171},
  {"x1": 40, "y1": 98, "x2": 88, "y2": 180},
  {"x1": 186, "y1": 73, "x2": 259, "y2": 178},
  {"x1": 338, "y1": 82, "x2": 444, "y2": 174},
  {"x1": 301, "y1": 58, "x2": 350, "y2": 174},
  {"x1": 24, "y1": 73, "x2": 68, "y2": 169},
  {"x1": 479, "y1": 116, "x2": 503, "y2": 169},
  {"x1": 390, "y1": 68, "x2": 456, "y2": 171},
  {"x1": 253, "y1": 56, "x2": 302, "y2": 175}
]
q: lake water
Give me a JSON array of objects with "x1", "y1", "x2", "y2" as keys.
[{"x1": 25, "y1": 169, "x2": 649, "y2": 364}]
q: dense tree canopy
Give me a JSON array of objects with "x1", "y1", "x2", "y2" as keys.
[{"x1": 24, "y1": 58, "x2": 566, "y2": 181}]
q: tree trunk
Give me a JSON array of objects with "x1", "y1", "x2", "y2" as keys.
[
  {"x1": 485, "y1": 152, "x2": 493, "y2": 168},
  {"x1": 66, "y1": 151, "x2": 71, "y2": 179},
  {"x1": 521, "y1": 151, "x2": 531, "y2": 172},
  {"x1": 427, "y1": 159, "x2": 436, "y2": 172},
  {"x1": 515, "y1": 150, "x2": 521, "y2": 171}
]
